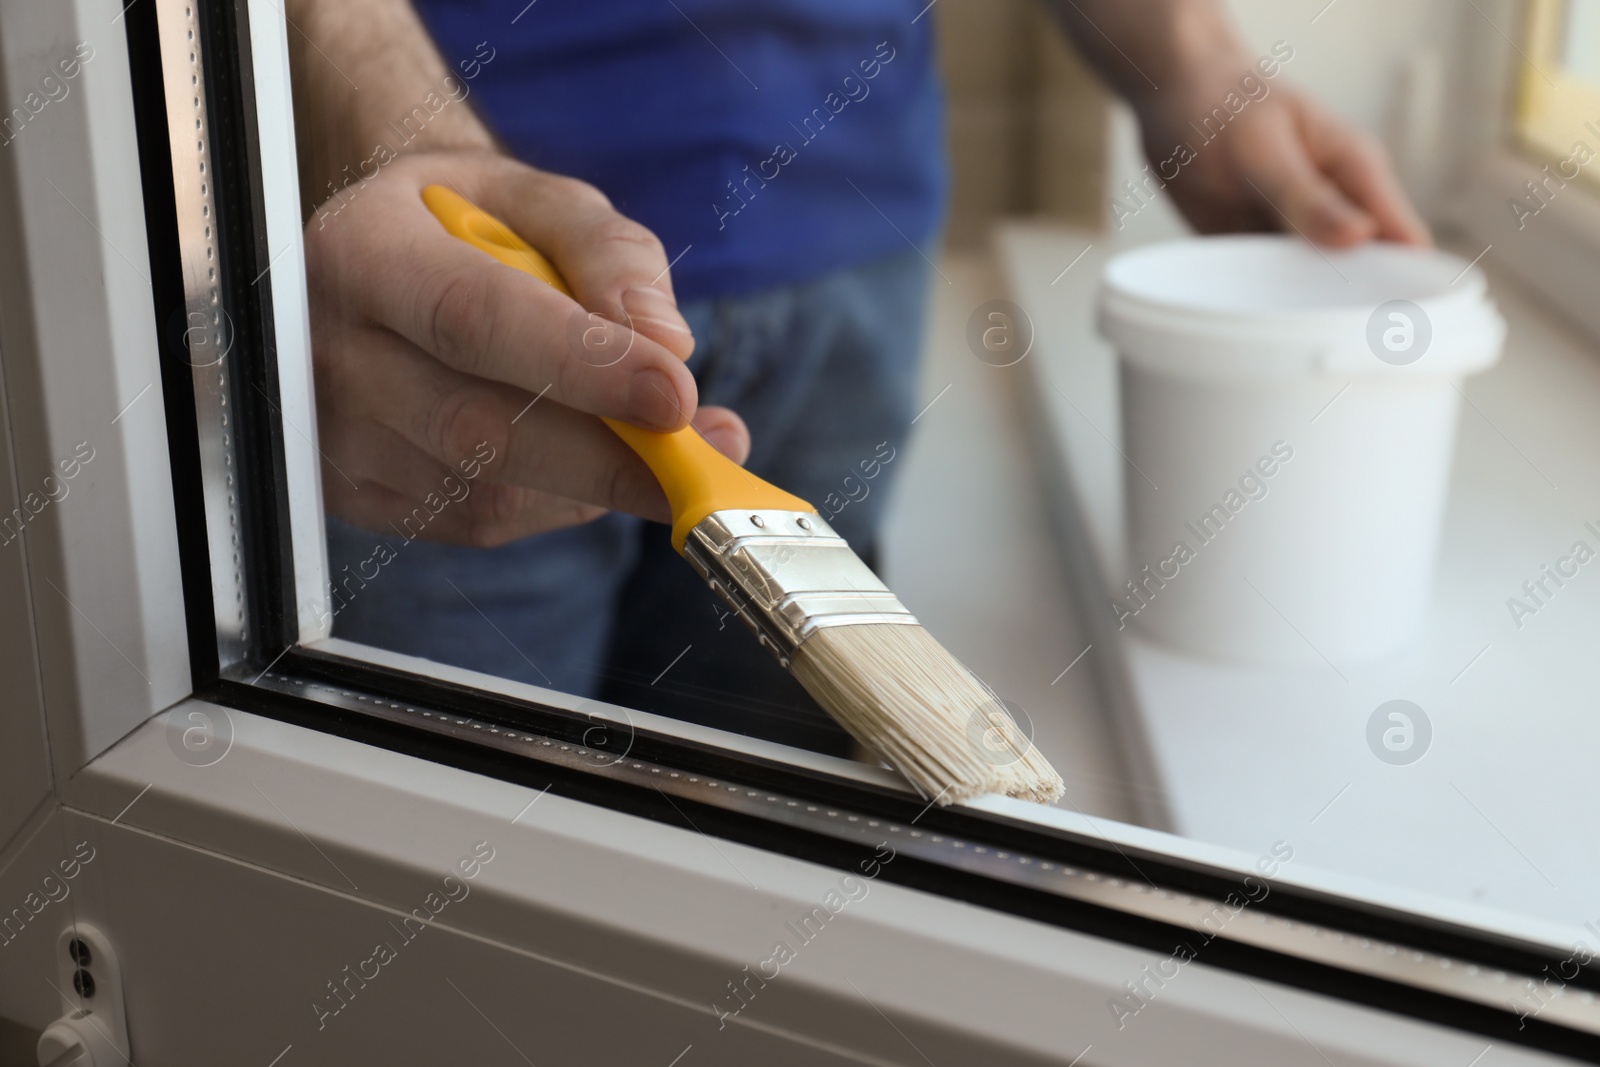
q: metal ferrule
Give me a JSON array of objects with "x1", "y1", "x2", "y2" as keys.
[{"x1": 682, "y1": 509, "x2": 918, "y2": 669}]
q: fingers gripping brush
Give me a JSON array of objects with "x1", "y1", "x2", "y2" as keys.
[{"x1": 424, "y1": 185, "x2": 1064, "y2": 805}]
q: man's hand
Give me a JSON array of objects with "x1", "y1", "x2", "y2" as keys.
[
  {"x1": 1133, "y1": 69, "x2": 1430, "y2": 247},
  {"x1": 307, "y1": 150, "x2": 750, "y2": 546},
  {"x1": 287, "y1": 0, "x2": 747, "y2": 546},
  {"x1": 1047, "y1": 0, "x2": 1429, "y2": 247}
]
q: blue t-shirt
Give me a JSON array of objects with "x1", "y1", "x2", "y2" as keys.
[{"x1": 411, "y1": 0, "x2": 947, "y2": 301}]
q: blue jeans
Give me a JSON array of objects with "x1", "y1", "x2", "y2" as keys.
[{"x1": 325, "y1": 248, "x2": 929, "y2": 752}]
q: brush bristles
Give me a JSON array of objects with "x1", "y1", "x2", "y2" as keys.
[{"x1": 791, "y1": 623, "x2": 1065, "y2": 806}]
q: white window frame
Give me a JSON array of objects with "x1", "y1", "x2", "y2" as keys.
[
  {"x1": 1441, "y1": 0, "x2": 1600, "y2": 344},
  {"x1": 0, "y1": 0, "x2": 1594, "y2": 1062}
]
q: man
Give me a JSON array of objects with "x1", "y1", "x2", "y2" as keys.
[{"x1": 289, "y1": 0, "x2": 1426, "y2": 751}]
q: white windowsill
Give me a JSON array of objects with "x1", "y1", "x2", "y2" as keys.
[
  {"x1": 1000, "y1": 216, "x2": 1600, "y2": 956},
  {"x1": 14, "y1": 699, "x2": 1548, "y2": 1065}
]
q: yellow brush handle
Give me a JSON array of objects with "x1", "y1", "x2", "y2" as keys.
[{"x1": 422, "y1": 185, "x2": 813, "y2": 551}]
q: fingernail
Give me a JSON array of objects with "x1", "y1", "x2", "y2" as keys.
[
  {"x1": 629, "y1": 368, "x2": 685, "y2": 429},
  {"x1": 622, "y1": 286, "x2": 692, "y2": 337}
]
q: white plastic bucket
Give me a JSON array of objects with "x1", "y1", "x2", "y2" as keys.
[{"x1": 1096, "y1": 236, "x2": 1506, "y2": 665}]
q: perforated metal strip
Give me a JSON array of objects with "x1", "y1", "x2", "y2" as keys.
[
  {"x1": 155, "y1": 0, "x2": 249, "y2": 664},
  {"x1": 251, "y1": 670, "x2": 1600, "y2": 1037}
]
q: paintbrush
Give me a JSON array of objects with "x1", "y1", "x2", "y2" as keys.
[{"x1": 422, "y1": 185, "x2": 1063, "y2": 805}]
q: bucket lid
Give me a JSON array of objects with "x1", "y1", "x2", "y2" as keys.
[{"x1": 1096, "y1": 236, "x2": 1506, "y2": 380}]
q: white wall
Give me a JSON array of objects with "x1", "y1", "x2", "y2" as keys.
[{"x1": 1225, "y1": 0, "x2": 1460, "y2": 135}]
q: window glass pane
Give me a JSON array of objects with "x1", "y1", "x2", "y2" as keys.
[
  {"x1": 278, "y1": 0, "x2": 1600, "y2": 974},
  {"x1": 1518, "y1": 0, "x2": 1600, "y2": 170},
  {"x1": 1563, "y1": 0, "x2": 1600, "y2": 86}
]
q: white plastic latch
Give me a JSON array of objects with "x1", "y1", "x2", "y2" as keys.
[{"x1": 37, "y1": 923, "x2": 129, "y2": 1067}]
